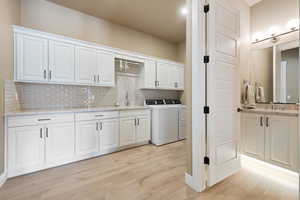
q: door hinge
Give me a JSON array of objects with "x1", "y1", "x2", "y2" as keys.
[
  {"x1": 204, "y1": 55, "x2": 209, "y2": 63},
  {"x1": 204, "y1": 106, "x2": 210, "y2": 114},
  {"x1": 204, "y1": 4, "x2": 210, "y2": 13},
  {"x1": 204, "y1": 156, "x2": 210, "y2": 165}
]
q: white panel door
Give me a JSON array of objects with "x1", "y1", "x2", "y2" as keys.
[
  {"x1": 49, "y1": 40, "x2": 75, "y2": 83},
  {"x1": 136, "y1": 116, "x2": 151, "y2": 143},
  {"x1": 207, "y1": 0, "x2": 240, "y2": 186},
  {"x1": 45, "y1": 123, "x2": 75, "y2": 164},
  {"x1": 99, "y1": 119, "x2": 120, "y2": 153},
  {"x1": 156, "y1": 62, "x2": 170, "y2": 89},
  {"x1": 15, "y1": 34, "x2": 48, "y2": 82},
  {"x1": 242, "y1": 113, "x2": 265, "y2": 160},
  {"x1": 120, "y1": 117, "x2": 136, "y2": 146},
  {"x1": 8, "y1": 126, "x2": 45, "y2": 172},
  {"x1": 98, "y1": 51, "x2": 115, "y2": 86},
  {"x1": 265, "y1": 115, "x2": 298, "y2": 170},
  {"x1": 75, "y1": 121, "x2": 99, "y2": 156},
  {"x1": 75, "y1": 46, "x2": 98, "y2": 84},
  {"x1": 145, "y1": 60, "x2": 157, "y2": 88}
]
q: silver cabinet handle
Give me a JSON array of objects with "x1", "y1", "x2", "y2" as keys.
[
  {"x1": 38, "y1": 118, "x2": 51, "y2": 121},
  {"x1": 137, "y1": 118, "x2": 140, "y2": 126},
  {"x1": 46, "y1": 127, "x2": 49, "y2": 138},
  {"x1": 157, "y1": 81, "x2": 160, "y2": 86},
  {"x1": 100, "y1": 122, "x2": 103, "y2": 130},
  {"x1": 93, "y1": 75, "x2": 96, "y2": 82},
  {"x1": 260, "y1": 116, "x2": 263, "y2": 127},
  {"x1": 96, "y1": 122, "x2": 99, "y2": 131},
  {"x1": 95, "y1": 115, "x2": 104, "y2": 117},
  {"x1": 40, "y1": 128, "x2": 43, "y2": 139},
  {"x1": 97, "y1": 75, "x2": 100, "y2": 83},
  {"x1": 49, "y1": 70, "x2": 52, "y2": 80},
  {"x1": 43, "y1": 69, "x2": 47, "y2": 79},
  {"x1": 266, "y1": 117, "x2": 269, "y2": 127},
  {"x1": 134, "y1": 118, "x2": 137, "y2": 126}
]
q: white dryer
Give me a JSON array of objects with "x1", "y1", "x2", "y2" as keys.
[{"x1": 145, "y1": 99, "x2": 186, "y2": 146}]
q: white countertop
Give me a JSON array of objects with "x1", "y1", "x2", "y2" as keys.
[
  {"x1": 5, "y1": 106, "x2": 151, "y2": 117},
  {"x1": 241, "y1": 108, "x2": 298, "y2": 117}
]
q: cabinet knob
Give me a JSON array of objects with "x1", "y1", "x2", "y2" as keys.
[{"x1": 43, "y1": 69, "x2": 47, "y2": 79}]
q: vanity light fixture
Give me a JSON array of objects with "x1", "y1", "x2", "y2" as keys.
[
  {"x1": 286, "y1": 19, "x2": 299, "y2": 31},
  {"x1": 268, "y1": 26, "x2": 280, "y2": 37},
  {"x1": 252, "y1": 32, "x2": 264, "y2": 42}
]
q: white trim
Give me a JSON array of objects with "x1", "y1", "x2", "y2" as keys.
[
  {"x1": 184, "y1": 0, "x2": 206, "y2": 192},
  {"x1": 0, "y1": 172, "x2": 7, "y2": 188},
  {"x1": 244, "y1": 0, "x2": 263, "y2": 6}
]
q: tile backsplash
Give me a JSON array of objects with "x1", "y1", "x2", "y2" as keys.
[{"x1": 5, "y1": 75, "x2": 182, "y2": 111}]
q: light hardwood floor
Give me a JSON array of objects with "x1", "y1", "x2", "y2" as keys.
[{"x1": 0, "y1": 141, "x2": 298, "y2": 200}]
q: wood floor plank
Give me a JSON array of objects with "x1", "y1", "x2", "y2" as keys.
[{"x1": 0, "y1": 141, "x2": 298, "y2": 200}]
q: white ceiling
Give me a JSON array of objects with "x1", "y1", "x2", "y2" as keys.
[
  {"x1": 245, "y1": 0, "x2": 264, "y2": 6},
  {"x1": 47, "y1": 0, "x2": 186, "y2": 43}
]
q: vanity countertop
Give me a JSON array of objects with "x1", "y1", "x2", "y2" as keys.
[
  {"x1": 241, "y1": 108, "x2": 298, "y2": 117},
  {"x1": 5, "y1": 106, "x2": 151, "y2": 117}
]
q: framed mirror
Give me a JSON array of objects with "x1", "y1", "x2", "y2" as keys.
[{"x1": 250, "y1": 39, "x2": 299, "y2": 104}]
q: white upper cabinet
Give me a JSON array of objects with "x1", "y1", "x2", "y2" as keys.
[
  {"x1": 97, "y1": 51, "x2": 115, "y2": 86},
  {"x1": 156, "y1": 62, "x2": 170, "y2": 89},
  {"x1": 140, "y1": 60, "x2": 157, "y2": 89},
  {"x1": 49, "y1": 40, "x2": 75, "y2": 83},
  {"x1": 75, "y1": 46, "x2": 98, "y2": 85},
  {"x1": 15, "y1": 34, "x2": 48, "y2": 82}
]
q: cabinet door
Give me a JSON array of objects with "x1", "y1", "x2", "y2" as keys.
[
  {"x1": 49, "y1": 40, "x2": 75, "y2": 83},
  {"x1": 15, "y1": 34, "x2": 48, "y2": 82},
  {"x1": 120, "y1": 117, "x2": 136, "y2": 146},
  {"x1": 242, "y1": 113, "x2": 265, "y2": 160},
  {"x1": 168, "y1": 65, "x2": 179, "y2": 89},
  {"x1": 8, "y1": 126, "x2": 45, "y2": 172},
  {"x1": 99, "y1": 119, "x2": 119, "y2": 153},
  {"x1": 45, "y1": 123, "x2": 75, "y2": 164},
  {"x1": 156, "y1": 62, "x2": 170, "y2": 89},
  {"x1": 145, "y1": 60, "x2": 157, "y2": 88},
  {"x1": 178, "y1": 66, "x2": 184, "y2": 90},
  {"x1": 75, "y1": 46, "x2": 98, "y2": 84},
  {"x1": 265, "y1": 115, "x2": 298, "y2": 170},
  {"x1": 75, "y1": 121, "x2": 99, "y2": 156},
  {"x1": 98, "y1": 51, "x2": 115, "y2": 86},
  {"x1": 136, "y1": 116, "x2": 151, "y2": 143}
]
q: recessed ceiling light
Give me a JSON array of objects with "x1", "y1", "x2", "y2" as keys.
[{"x1": 181, "y1": 6, "x2": 188, "y2": 16}]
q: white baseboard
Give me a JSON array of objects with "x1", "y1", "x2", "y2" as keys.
[
  {"x1": 185, "y1": 173, "x2": 205, "y2": 192},
  {"x1": 0, "y1": 172, "x2": 7, "y2": 188}
]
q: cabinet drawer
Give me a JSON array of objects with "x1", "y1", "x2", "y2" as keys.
[
  {"x1": 120, "y1": 109, "x2": 150, "y2": 117},
  {"x1": 7, "y1": 114, "x2": 74, "y2": 128},
  {"x1": 75, "y1": 111, "x2": 119, "y2": 121}
]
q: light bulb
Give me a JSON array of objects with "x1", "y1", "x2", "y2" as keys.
[
  {"x1": 181, "y1": 6, "x2": 188, "y2": 16},
  {"x1": 252, "y1": 32, "x2": 264, "y2": 42},
  {"x1": 286, "y1": 19, "x2": 299, "y2": 30},
  {"x1": 268, "y1": 26, "x2": 280, "y2": 36}
]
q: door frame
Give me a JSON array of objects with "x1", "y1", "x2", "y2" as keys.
[{"x1": 184, "y1": 0, "x2": 207, "y2": 192}]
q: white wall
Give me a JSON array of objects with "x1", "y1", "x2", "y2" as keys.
[
  {"x1": 251, "y1": 0, "x2": 299, "y2": 35},
  {"x1": 20, "y1": 0, "x2": 180, "y2": 61}
]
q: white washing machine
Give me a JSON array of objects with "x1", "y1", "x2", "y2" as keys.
[{"x1": 145, "y1": 99, "x2": 186, "y2": 146}]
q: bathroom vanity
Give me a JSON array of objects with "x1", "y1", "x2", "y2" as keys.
[{"x1": 241, "y1": 108, "x2": 298, "y2": 171}]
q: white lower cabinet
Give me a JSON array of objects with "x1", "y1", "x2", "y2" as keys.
[
  {"x1": 75, "y1": 120, "x2": 99, "y2": 156},
  {"x1": 120, "y1": 117, "x2": 137, "y2": 146},
  {"x1": 242, "y1": 113, "x2": 298, "y2": 171},
  {"x1": 99, "y1": 119, "x2": 120, "y2": 153},
  {"x1": 265, "y1": 115, "x2": 298, "y2": 170},
  {"x1": 45, "y1": 123, "x2": 75, "y2": 164},
  {"x1": 7, "y1": 110, "x2": 151, "y2": 177},
  {"x1": 8, "y1": 126, "x2": 45, "y2": 175},
  {"x1": 120, "y1": 110, "x2": 151, "y2": 147}
]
